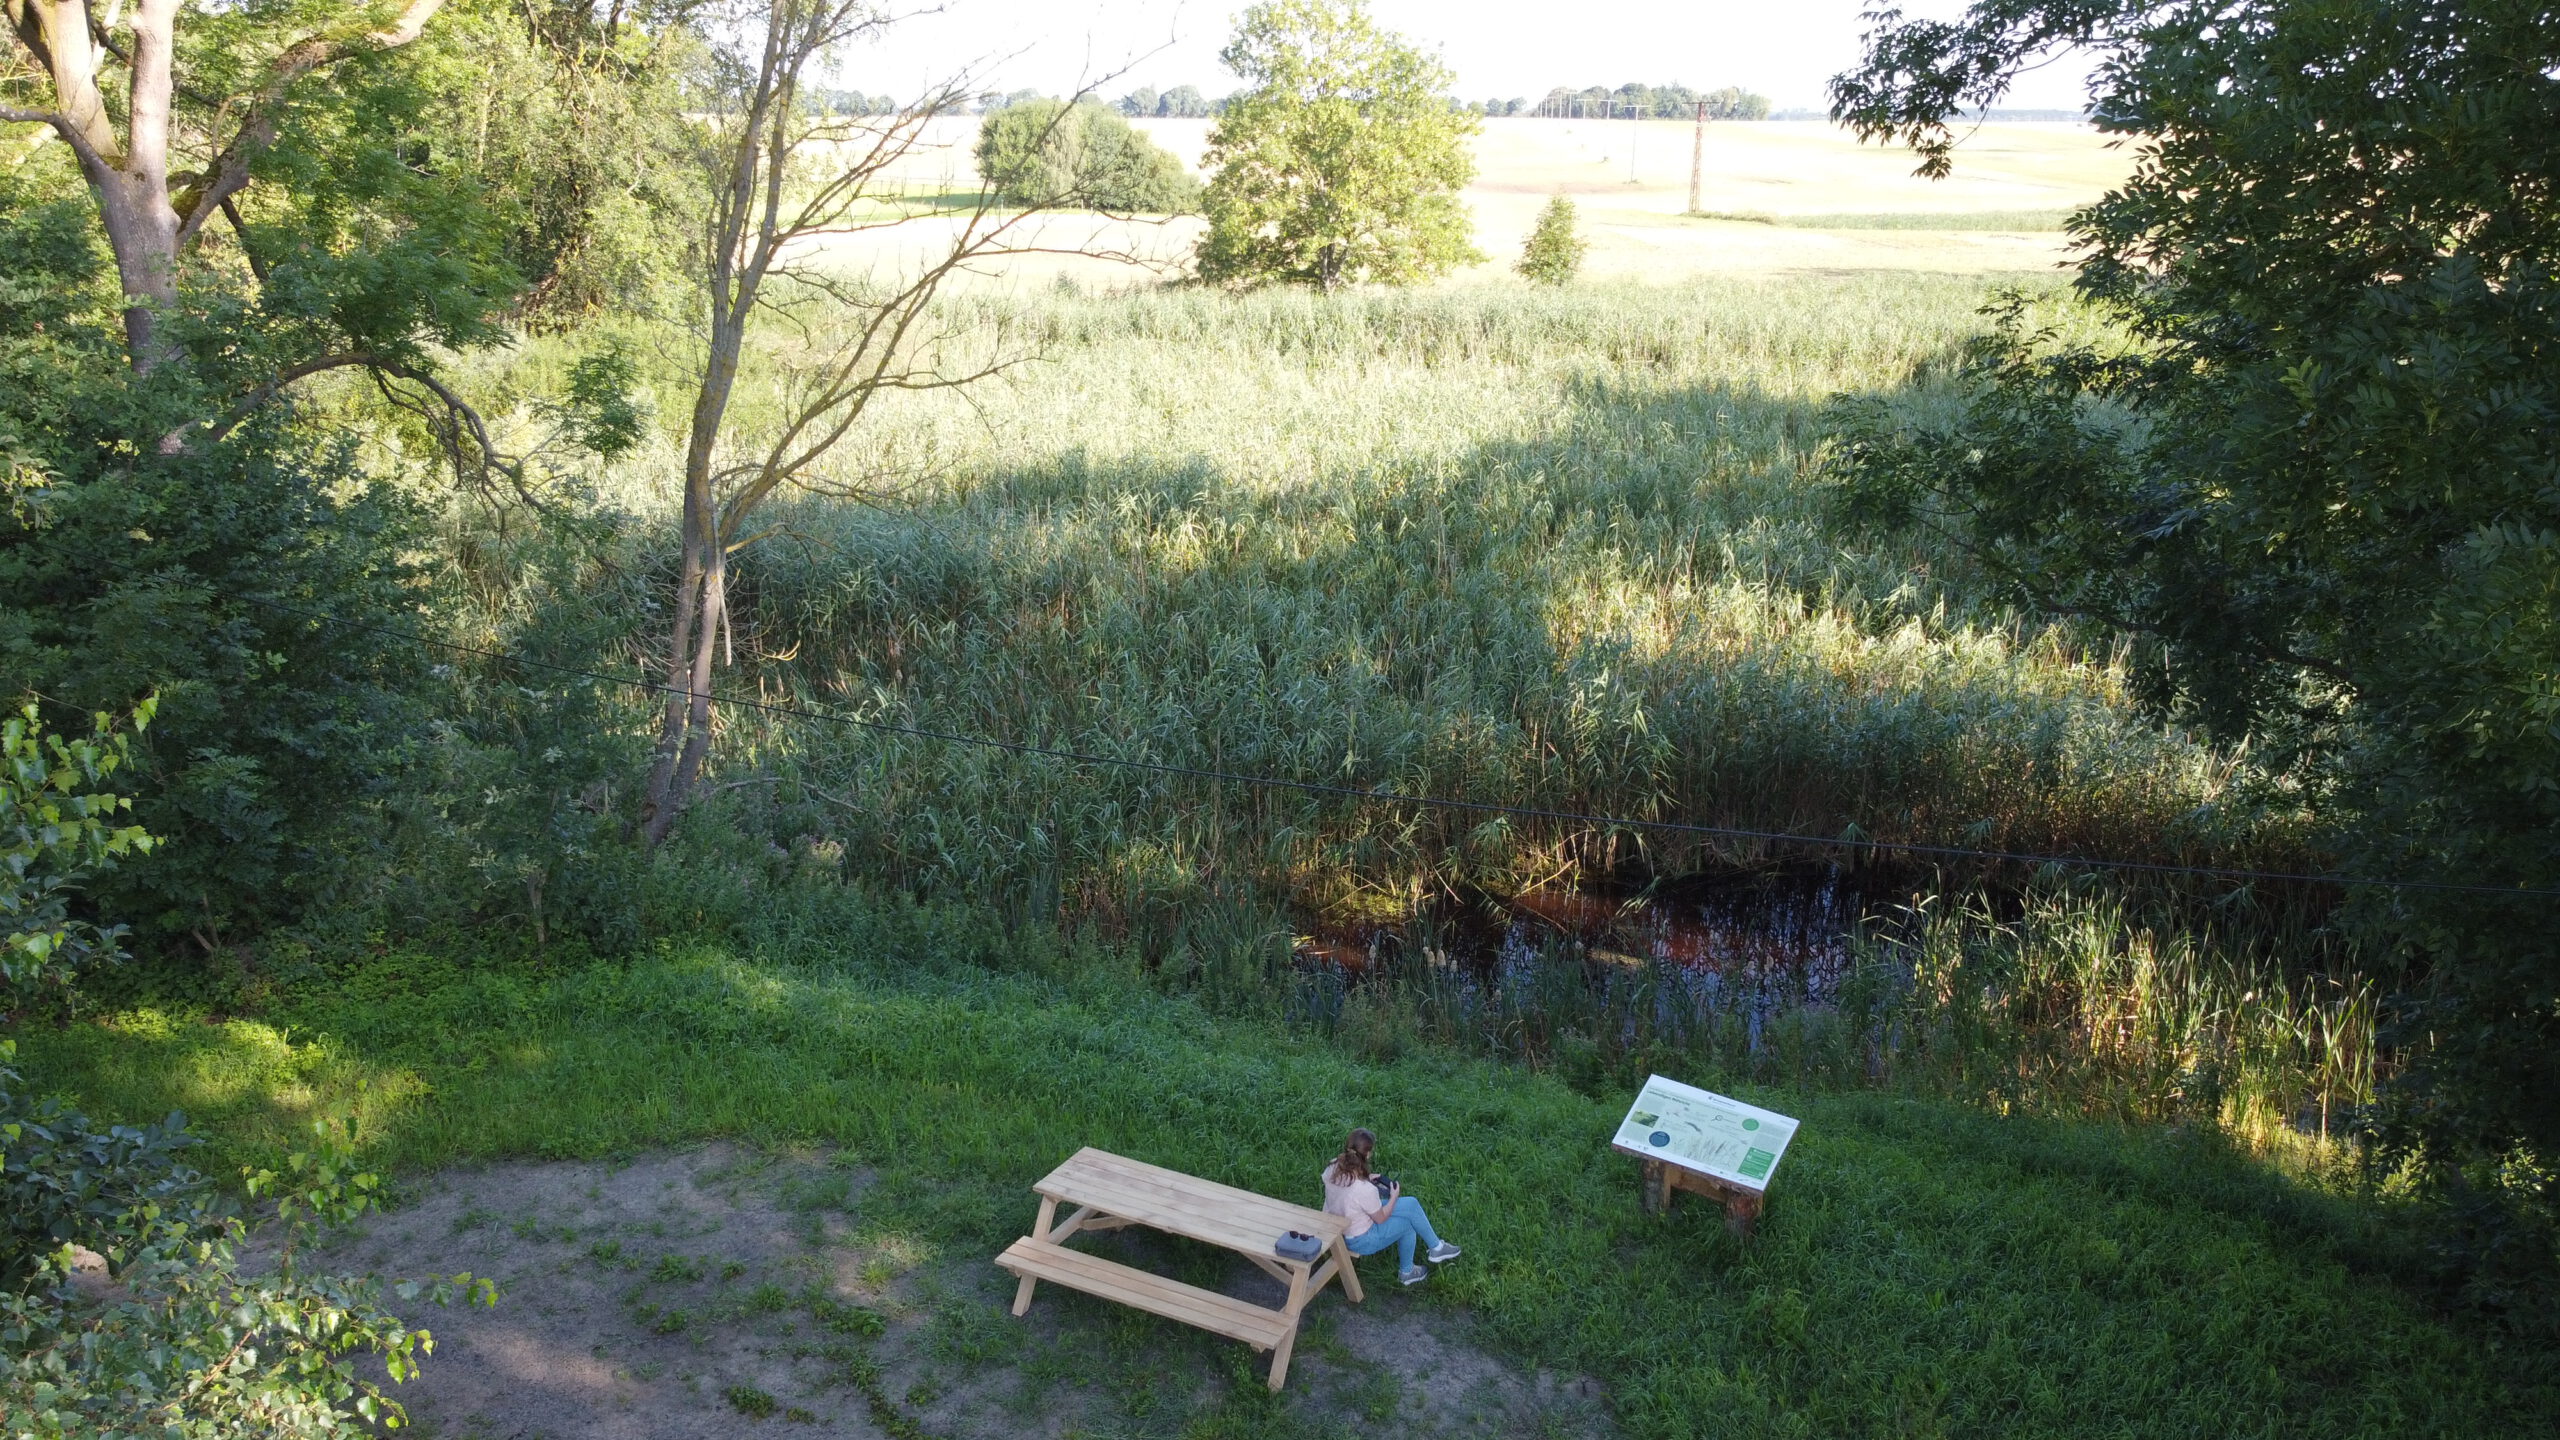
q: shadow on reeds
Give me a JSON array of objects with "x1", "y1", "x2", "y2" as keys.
[{"x1": 525, "y1": 280, "x2": 2365, "y2": 1173}]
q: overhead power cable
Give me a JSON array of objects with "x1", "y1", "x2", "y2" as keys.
[{"x1": 229, "y1": 592, "x2": 2560, "y2": 900}]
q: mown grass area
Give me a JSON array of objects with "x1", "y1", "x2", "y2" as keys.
[{"x1": 17, "y1": 890, "x2": 2548, "y2": 1440}]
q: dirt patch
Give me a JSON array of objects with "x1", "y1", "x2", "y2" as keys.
[{"x1": 308, "y1": 1146, "x2": 1612, "y2": 1439}]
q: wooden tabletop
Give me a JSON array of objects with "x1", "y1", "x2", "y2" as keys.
[{"x1": 1034, "y1": 1148, "x2": 1344, "y2": 1261}]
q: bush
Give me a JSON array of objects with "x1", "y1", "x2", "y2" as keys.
[
  {"x1": 0, "y1": 152, "x2": 432, "y2": 950},
  {"x1": 1, "y1": 701, "x2": 154, "y2": 1010},
  {"x1": 0, "y1": 1041, "x2": 494, "y2": 1437},
  {"x1": 1516, "y1": 195, "x2": 1586, "y2": 285},
  {"x1": 0, "y1": 437, "x2": 431, "y2": 947},
  {"x1": 974, "y1": 99, "x2": 1201, "y2": 212}
]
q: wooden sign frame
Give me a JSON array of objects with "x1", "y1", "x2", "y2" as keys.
[{"x1": 1612, "y1": 1142, "x2": 1764, "y2": 1236}]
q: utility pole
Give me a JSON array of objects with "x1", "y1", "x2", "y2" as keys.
[{"x1": 1688, "y1": 100, "x2": 1706, "y2": 214}]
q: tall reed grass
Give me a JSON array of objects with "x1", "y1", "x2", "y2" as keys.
[
  {"x1": 1274, "y1": 887, "x2": 2375, "y2": 1166},
  {"x1": 624, "y1": 278, "x2": 2313, "y2": 912},
  {"x1": 417, "y1": 274, "x2": 2362, "y2": 1158}
]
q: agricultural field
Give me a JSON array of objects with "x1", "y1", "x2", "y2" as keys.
[{"x1": 819, "y1": 117, "x2": 2133, "y2": 287}]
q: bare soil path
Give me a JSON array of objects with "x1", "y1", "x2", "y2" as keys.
[{"x1": 317, "y1": 1146, "x2": 1613, "y2": 1440}]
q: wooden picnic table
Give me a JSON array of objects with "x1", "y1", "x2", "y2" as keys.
[{"x1": 996, "y1": 1147, "x2": 1364, "y2": 1390}]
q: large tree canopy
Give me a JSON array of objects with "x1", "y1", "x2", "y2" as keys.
[
  {"x1": 1830, "y1": 0, "x2": 2560, "y2": 1304},
  {"x1": 1195, "y1": 0, "x2": 1480, "y2": 289}
]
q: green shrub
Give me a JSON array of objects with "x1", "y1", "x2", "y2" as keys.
[
  {"x1": 974, "y1": 100, "x2": 1200, "y2": 212},
  {"x1": 2, "y1": 701, "x2": 153, "y2": 1006},
  {"x1": 0, "y1": 1041, "x2": 494, "y2": 1436},
  {"x1": 0, "y1": 152, "x2": 434, "y2": 952},
  {"x1": 1515, "y1": 195, "x2": 1586, "y2": 285}
]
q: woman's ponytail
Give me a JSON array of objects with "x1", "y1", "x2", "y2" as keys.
[{"x1": 1331, "y1": 1128, "x2": 1376, "y2": 1182}]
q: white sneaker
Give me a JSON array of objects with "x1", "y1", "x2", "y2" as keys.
[
  {"x1": 1425, "y1": 1242, "x2": 1461, "y2": 1264},
  {"x1": 1398, "y1": 1265, "x2": 1429, "y2": 1286}
]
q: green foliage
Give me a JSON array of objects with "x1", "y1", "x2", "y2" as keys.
[
  {"x1": 1514, "y1": 195, "x2": 1586, "y2": 285},
  {"x1": 556, "y1": 346, "x2": 650, "y2": 462},
  {"x1": 1196, "y1": 0, "x2": 1483, "y2": 288},
  {"x1": 584, "y1": 277, "x2": 2296, "y2": 917},
  {"x1": 0, "y1": 431, "x2": 430, "y2": 946},
  {"x1": 1, "y1": 702, "x2": 155, "y2": 1004},
  {"x1": 0, "y1": 1040, "x2": 495, "y2": 1437},
  {"x1": 974, "y1": 99, "x2": 1202, "y2": 212},
  {"x1": 1831, "y1": 0, "x2": 2560, "y2": 1310},
  {"x1": 0, "y1": 1040, "x2": 201, "y2": 1290},
  {"x1": 168, "y1": 1, "x2": 524, "y2": 374},
  {"x1": 414, "y1": 1, "x2": 704, "y2": 326},
  {"x1": 0, "y1": 151, "x2": 445, "y2": 950}
]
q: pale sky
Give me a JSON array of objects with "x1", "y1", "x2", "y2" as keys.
[{"x1": 840, "y1": 1, "x2": 2096, "y2": 115}]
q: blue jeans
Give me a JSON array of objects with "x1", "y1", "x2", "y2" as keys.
[{"x1": 1344, "y1": 1196, "x2": 1443, "y2": 1271}]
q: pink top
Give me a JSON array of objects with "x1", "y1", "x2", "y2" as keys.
[{"x1": 1320, "y1": 1162, "x2": 1385, "y2": 1239}]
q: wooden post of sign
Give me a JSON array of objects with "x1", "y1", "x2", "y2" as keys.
[{"x1": 1628, "y1": 1152, "x2": 1764, "y2": 1237}]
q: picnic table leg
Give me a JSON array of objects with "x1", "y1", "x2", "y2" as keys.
[
  {"x1": 1330, "y1": 1233, "x2": 1364, "y2": 1303},
  {"x1": 1267, "y1": 1263, "x2": 1308, "y2": 1390},
  {"x1": 1012, "y1": 1196, "x2": 1057, "y2": 1317}
]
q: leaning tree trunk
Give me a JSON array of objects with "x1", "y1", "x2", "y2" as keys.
[{"x1": 639, "y1": 304, "x2": 749, "y2": 844}]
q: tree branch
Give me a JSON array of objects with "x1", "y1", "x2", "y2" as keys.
[
  {"x1": 13, "y1": 1, "x2": 117, "y2": 161},
  {"x1": 174, "y1": 0, "x2": 447, "y2": 247},
  {"x1": 218, "y1": 194, "x2": 267, "y2": 285},
  {"x1": 0, "y1": 98, "x2": 110, "y2": 181}
]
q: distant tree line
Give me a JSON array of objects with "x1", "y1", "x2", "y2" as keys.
[
  {"x1": 1052, "y1": 80, "x2": 1780, "y2": 122},
  {"x1": 1530, "y1": 83, "x2": 1771, "y2": 119},
  {"x1": 813, "y1": 88, "x2": 908, "y2": 115},
  {"x1": 1116, "y1": 85, "x2": 1219, "y2": 118}
]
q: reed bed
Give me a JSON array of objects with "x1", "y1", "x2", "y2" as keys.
[
  {"x1": 430, "y1": 274, "x2": 2360, "y2": 1157},
  {"x1": 475, "y1": 276, "x2": 2312, "y2": 915}
]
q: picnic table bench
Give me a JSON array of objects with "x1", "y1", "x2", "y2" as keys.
[{"x1": 996, "y1": 1147, "x2": 1363, "y2": 1390}]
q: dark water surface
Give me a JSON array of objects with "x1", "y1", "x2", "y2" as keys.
[{"x1": 1295, "y1": 866, "x2": 1907, "y2": 990}]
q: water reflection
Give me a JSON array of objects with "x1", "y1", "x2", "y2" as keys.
[{"x1": 1294, "y1": 867, "x2": 1875, "y2": 988}]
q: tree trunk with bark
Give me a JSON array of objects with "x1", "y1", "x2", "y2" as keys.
[{"x1": 2, "y1": 0, "x2": 447, "y2": 374}]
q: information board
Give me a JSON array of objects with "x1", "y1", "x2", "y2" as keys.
[{"x1": 1612, "y1": 1074, "x2": 1798, "y2": 1192}]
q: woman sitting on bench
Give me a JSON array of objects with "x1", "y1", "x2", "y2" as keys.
[{"x1": 1321, "y1": 1128, "x2": 1460, "y2": 1286}]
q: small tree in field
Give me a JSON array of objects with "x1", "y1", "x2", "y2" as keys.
[
  {"x1": 1196, "y1": 0, "x2": 1481, "y2": 289},
  {"x1": 1516, "y1": 195, "x2": 1585, "y2": 285}
]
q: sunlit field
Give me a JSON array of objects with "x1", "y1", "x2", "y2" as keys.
[{"x1": 808, "y1": 116, "x2": 2134, "y2": 288}]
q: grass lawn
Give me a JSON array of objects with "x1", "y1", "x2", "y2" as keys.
[{"x1": 16, "y1": 891, "x2": 2549, "y2": 1439}]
